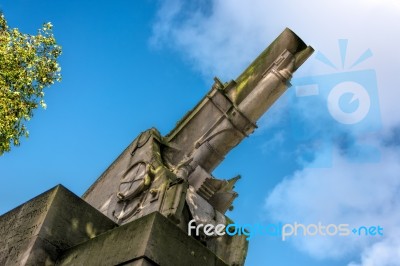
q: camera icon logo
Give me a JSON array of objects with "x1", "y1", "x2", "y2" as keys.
[
  {"x1": 290, "y1": 40, "x2": 381, "y2": 166},
  {"x1": 328, "y1": 80, "x2": 370, "y2": 125}
]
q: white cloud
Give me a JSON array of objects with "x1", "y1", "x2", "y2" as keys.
[
  {"x1": 152, "y1": 0, "x2": 400, "y2": 128},
  {"x1": 349, "y1": 237, "x2": 400, "y2": 266},
  {"x1": 266, "y1": 145, "x2": 400, "y2": 261},
  {"x1": 348, "y1": 235, "x2": 400, "y2": 266},
  {"x1": 152, "y1": 0, "x2": 400, "y2": 265}
]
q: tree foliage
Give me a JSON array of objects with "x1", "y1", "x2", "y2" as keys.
[{"x1": 0, "y1": 12, "x2": 61, "y2": 155}]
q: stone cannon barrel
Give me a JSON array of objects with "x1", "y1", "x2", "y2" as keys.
[{"x1": 163, "y1": 28, "x2": 314, "y2": 177}]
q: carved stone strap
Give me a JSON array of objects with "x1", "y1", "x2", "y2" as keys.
[
  {"x1": 195, "y1": 88, "x2": 257, "y2": 149},
  {"x1": 110, "y1": 161, "x2": 155, "y2": 223}
]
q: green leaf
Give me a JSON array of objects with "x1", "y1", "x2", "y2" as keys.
[{"x1": 0, "y1": 12, "x2": 62, "y2": 155}]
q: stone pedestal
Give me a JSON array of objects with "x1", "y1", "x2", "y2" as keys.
[
  {"x1": 0, "y1": 185, "x2": 230, "y2": 266},
  {"x1": 0, "y1": 185, "x2": 116, "y2": 266},
  {"x1": 57, "y1": 212, "x2": 227, "y2": 266}
]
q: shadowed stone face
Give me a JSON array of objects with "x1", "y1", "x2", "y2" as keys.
[{"x1": 0, "y1": 185, "x2": 116, "y2": 266}]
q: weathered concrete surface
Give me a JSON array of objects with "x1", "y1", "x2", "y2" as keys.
[
  {"x1": 0, "y1": 185, "x2": 116, "y2": 266},
  {"x1": 57, "y1": 212, "x2": 228, "y2": 266}
]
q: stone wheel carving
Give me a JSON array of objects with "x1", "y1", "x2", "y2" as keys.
[{"x1": 111, "y1": 161, "x2": 152, "y2": 222}]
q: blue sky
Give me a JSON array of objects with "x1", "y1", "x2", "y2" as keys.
[{"x1": 1, "y1": 1, "x2": 400, "y2": 265}]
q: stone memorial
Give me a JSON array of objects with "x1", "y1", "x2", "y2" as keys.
[{"x1": 0, "y1": 28, "x2": 313, "y2": 266}]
